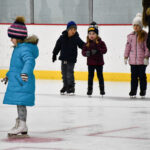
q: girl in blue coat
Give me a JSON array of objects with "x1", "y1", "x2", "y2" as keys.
[{"x1": 2, "y1": 16, "x2": 39, "y2": 136}]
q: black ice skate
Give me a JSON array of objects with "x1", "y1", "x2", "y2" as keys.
[
  {"x1": 100, "y1": 90, "x2": 105, "y2": 95},
  {"x1": 60, "y1": 86, "x2": 67, "y2": 95},
  {"x1": 140, "y1": 90, "x2": 146, "y2": 99},
  {"x1": 129, "y1": 91, "x2": 136, "y2": 99},
  {"x1": 100, "y1": 85, "x2": 105, "y2": 98},
  {"x1": 67, "y1": 85, "x2": 75, "y2": 95},
  {"x1": 87, "y1": 87, "x2": 93, "y2": 97}
]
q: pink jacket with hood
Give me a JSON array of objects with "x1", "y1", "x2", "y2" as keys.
[{"x1": 124, "y1": 31, "x2": 150, "y2": 65}]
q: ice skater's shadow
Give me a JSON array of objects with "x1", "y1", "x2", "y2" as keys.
[
  {"x1": 35, "y1": 93, "x2": 150, "y2": 101},
  {"x1": 1, "y1": 91, "x2": 149, "y2": 101},
  {"x1": 104, "y1": 96, "x2": 150, "y2": 101}
]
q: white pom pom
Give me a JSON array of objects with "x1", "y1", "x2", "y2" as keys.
[{"x1": 136, "y1": 13, "x2": 142, "y2": 18}]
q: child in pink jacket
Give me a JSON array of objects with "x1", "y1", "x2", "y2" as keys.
[{"x1": 124, "y1": 13, "x2": 150, "y2": 98}]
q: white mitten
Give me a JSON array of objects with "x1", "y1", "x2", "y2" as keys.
[
  {"x1": 144, "y1": 58, "x2": 149, "y2": 65},
  {"x1": 124, "y1": 58, "x2": 128, "y2": 65}
]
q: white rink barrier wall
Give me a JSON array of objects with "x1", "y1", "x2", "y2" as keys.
[{"x1": 0, "y1": 24, "x2": 150, "y2": 82}]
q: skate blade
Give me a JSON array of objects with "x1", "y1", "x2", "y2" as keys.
[
  {"x1": 141, "y1": 96, "x2": 145, "y2": 99},
  {"x1": 130, "y1": 96, "x2": 136, "y2": 99},
  {"x1": 67, "y1": 93, "x2": 75, "y2": 96},
  {"x1": 88, "y1": 95, "x2": 92, "y2": 98},
  {"x1": 8, "y1": 133, "x2": 29, "y2": 138},
  {"x1": 60, "y1": 92, "x2": 66, "y2": 95}
]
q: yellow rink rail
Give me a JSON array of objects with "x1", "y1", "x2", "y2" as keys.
[{"x1": 0, "y1": 69, "x2": 150, "y2": 82}]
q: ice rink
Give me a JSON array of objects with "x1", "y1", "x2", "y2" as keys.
[{"x1": 0, "y1": 80, "x2": 150, "y2": 150}]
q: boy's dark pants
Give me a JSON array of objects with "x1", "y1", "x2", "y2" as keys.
[
  {"x1": 88, "y1": 65, "x2": 104, "y2": 90},
  {"x1": 130, "y1": 65, "x2": 147, "y2": 93},
  {"x1": 61, "y1": 61, "x2": 75, "y2": 88}
]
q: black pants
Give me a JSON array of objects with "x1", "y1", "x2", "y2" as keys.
[
  {"x1": 61, "y1": 61, "x2": 75, "y2": 87},
  {"x1": 130, "y1": 65, "x2": 147, "y2": 93},
  {"x1": 88, "y1": 65, "x2": 104, "y2": 88}
]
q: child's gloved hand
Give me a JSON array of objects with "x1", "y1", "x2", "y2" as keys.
[
  {"x1": 1, "y1": 77, "x2": 8, "y2": 84},
  {"x1": 144, "y1": 58, "x2": 149, "y2": 65},
  {"x1": 91, "y1": 49, "x2": 98, "y2": 55},
  {"x1": 124, "y1": 58, "x2": 128, "y2": 65},
  {"x1": 21, "y1": 74, "x2": 28, "y2": 81},
  {"x1": 52, "y1": 54, "x2": 57, "y2": 62},
  {"x1": 85, "y1": 51, "x2": 91, "y2": 57}
]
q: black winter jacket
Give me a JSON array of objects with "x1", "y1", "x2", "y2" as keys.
[
  {"x1": 147, "y1": 16, "x2": 150, "y2": 50},
  {"x1": 53, "y1": 30, "x2": 85, "y2": 63}
]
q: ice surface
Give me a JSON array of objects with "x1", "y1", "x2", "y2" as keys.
[{"x1": 0, "y1": 80, "x2": 150, "y2": 150}]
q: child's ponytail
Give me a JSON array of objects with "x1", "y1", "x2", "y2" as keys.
[{"x1": 138, "y1": 30, "x2": 147, "y2": 43}]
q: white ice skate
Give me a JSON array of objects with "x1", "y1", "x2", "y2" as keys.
[
  {"x1": 10, "y1": 118, "x2": 19, "y2": 130},
  {"x1": 8, "y1": 119, "x2": 28, "y2": 138}
]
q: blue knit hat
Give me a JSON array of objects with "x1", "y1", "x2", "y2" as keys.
[{"x1": 67, "y1": 21, "x2": 77, "y2": 30}]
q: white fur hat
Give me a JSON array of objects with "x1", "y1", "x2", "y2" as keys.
[{"x1": 132, "y1": 13, "x2": 143, "y2": 28}]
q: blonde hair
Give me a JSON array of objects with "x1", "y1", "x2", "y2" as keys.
[
  {"x1": 17, "y1": 39, "x2": 24, "y2": 43},
  {"x1": 137, "y1": 30, "x2": 147, "y2": 43},
  {"x1": 12, "y1": 39, "x2": 24, "y2": 48},
  {"x1": 86, "y1": 35, "x2": 99, "y2": 47}
]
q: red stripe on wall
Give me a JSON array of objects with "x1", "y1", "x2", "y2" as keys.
[{"x1": 0, "y1": 23, "x2": 132, "y2": 26}]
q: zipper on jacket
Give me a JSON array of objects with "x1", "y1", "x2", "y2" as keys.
[{"x1": 136, "y1": 33, "x2": 138, "y2": 65}]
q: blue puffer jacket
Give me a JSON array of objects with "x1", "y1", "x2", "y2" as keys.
[{"x1": 3, "y1": 36, "x2": 39, "y2": 106}]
